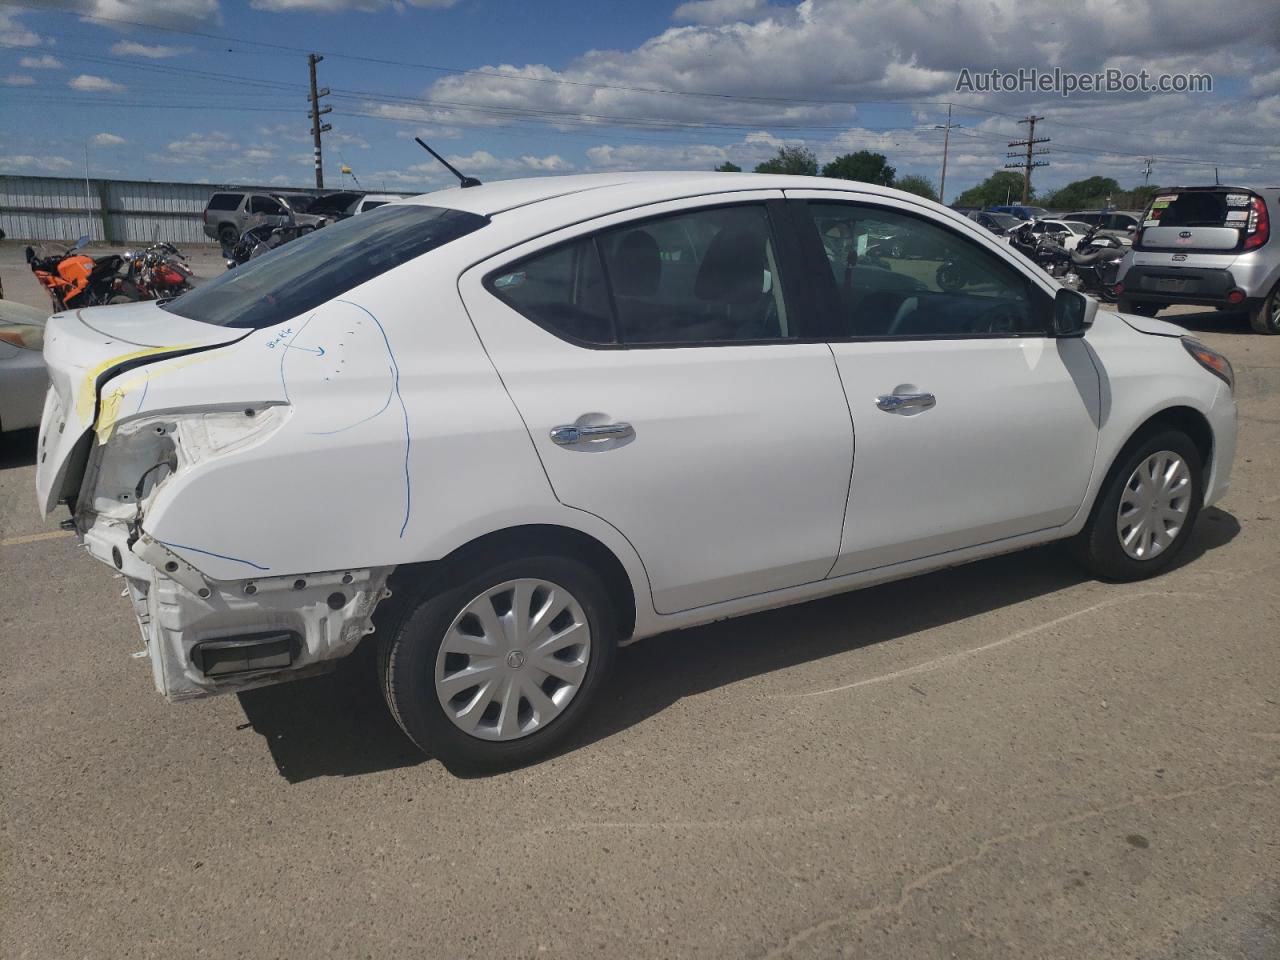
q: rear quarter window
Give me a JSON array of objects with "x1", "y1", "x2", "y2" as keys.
[{"x1": 207, "y1": 193, "x2": 243, "y2": 211}]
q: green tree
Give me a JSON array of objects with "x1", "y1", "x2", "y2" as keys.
[
  {"x1": 754, "y1": 146, "x2": 818, "y2": 176},
  {"x1": 821, "y1": 150, "x2": 896, "y2": 186},
  {"x1": 714, "y1": 161, "x2": 741, "y2": 172},
  {"x1": 1041, "y1": 176, "x2": 1121, "y2": 210},
  {"x1": 894, "y1": 174, "x2": 939, "y2": 202},
  {"x1": 953, "y1": 170, "x2": 1032, "y2": 208}
]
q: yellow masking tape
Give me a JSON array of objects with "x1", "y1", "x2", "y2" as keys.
[{"x1": 76, "y1": 343, "x2": 199, "y2": 425}]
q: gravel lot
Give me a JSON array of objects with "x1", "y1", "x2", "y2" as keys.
[{"x1": 1, "y1": 240, "x2": 1277, "y2": 959}]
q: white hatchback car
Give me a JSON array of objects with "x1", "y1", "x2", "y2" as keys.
[{"x1": 37, "y1": 173, "x2": 1237, "y2": 772}]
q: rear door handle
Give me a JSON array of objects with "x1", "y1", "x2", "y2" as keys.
[
  {"x1": 550, "y1": 422, "x2": 635, "y2": 445},
  {"x1": 875, "y1": 392, "x2": 936, "y2": 413}
]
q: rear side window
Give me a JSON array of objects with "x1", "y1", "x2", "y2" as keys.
[
  {"x1": 207, "y1": 193, "x2": 242, "y2": 211},
  {"x1": 487, "y1": 204, "x2": 792, "y2": 346},
  {"x1": 164, "y1": 204, "x2": 488, "y2": 329}
]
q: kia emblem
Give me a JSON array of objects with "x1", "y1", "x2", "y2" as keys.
[{"x1": 1179, "y1": 231, "x2": 1192, "y2": 238}]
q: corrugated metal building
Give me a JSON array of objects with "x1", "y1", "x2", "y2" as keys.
[{"x1": 0, "y1": 175, "x2": 325, "y2": 245}]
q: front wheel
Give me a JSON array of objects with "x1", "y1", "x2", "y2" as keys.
[
  {"x1": 1069, "y1": 429, "x2": 1203, "y2": 582},
  {"x1": 379, "y1": 554, "x2": 617, "y2": 774},
  {"x1": 1248, "y1": 282, "x2": 1280, "y2": 334}
]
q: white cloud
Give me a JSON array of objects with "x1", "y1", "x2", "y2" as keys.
[
  {"x1": 68, "y1": 74, "x2": 126, "y2": 94},
  {"x1": 0, "y1": 154, "x2": 75, "y2": 171},
  {"x1": 90, "y1": 132, "x2": 126, "y2": 146},
  {"x1": 153, "y1": 131, "x2": 240, "y2": 164},
  {"x1": 110, "y1": 40, "x2": 190, "y2": 58},
  {"x1": 35, "y1": 0, "x2": 220, "y2": 31},
  {"x1": 672, "y1": 0, "x2": 785, "y2": 26},
  {"x1": 0, "y1": 9, "x2": 44, "y2": 47},
  {"x1": 249, "y1": 0, "x2": 455, "y2": 11},
  {"x1": 4, "y1": 74, "x2": 36, "y2": 86},
  {"x1": 19, "y1": 55, "x2": 63, "y2": 69}
]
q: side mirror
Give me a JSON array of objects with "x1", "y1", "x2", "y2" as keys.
[
  {"x1": 1126, "y1": 224, "x2": 1137, "y2": 233},
  {"x1": 1052, "y1": 287, "x2": 1096, "y2": 337}
]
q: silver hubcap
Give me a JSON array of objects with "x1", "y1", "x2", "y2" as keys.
[
  {"x1": 1116, "y1": 450, "x2": 1192, "y2": 560},
  {"x1": 434, "y1": 578, "x2": 591, "y2": 742}
]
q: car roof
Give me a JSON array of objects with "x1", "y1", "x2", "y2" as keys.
[{"x1": 397, "y1": 171, "x2": 952, "y2": 219}]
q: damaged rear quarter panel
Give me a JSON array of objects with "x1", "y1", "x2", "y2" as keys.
[{"x1": 96, "y1": 261, "x2": 559, "y2": 582}]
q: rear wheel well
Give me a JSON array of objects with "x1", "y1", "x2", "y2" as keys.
[{"x1": 388, "y1": 525, "x2": 638, "y2": 641}]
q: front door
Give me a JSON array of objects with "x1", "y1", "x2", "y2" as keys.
[
  {"x1": 461, "y1": 195, "x2": 854, "y2": 614},
  {"x1": 787, "y1": 192, "x2": 1101, "y2": 576}
]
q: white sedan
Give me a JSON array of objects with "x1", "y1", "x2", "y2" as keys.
[
  {"x1": 36, "y1": 173, "x2": 1237, "y2": 772},
  {"x1": 1, "y1": 300, "x2": 48, "y2": 433}
]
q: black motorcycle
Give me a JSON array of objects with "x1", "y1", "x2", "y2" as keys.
[{"x1": 223, "y1": 220, "x2": 326, "y2": 270}]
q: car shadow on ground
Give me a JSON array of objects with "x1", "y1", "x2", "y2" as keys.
[
  {"x1": 237, "y1": 507, "x2": 1240, "y2": 783},
  {"x1": 0, "y1": 427, "x2": 37, "y2": 470},
  {"x1": 1150, "y1": 308, "x2": 1254, "y2": 336}
]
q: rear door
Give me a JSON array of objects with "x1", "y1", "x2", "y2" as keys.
[
  {"x1": 460, "y1": 193, "x2": 854, "y2": 614},
  {"x1": 785, "y1": 191, "x2": 1101, "y2": 575}
]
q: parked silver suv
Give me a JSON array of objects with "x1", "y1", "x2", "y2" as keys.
[
  {"x1": 1116, "y1": 185, "x2": 1280, "y2": 334},
  {"x1": 200, "y1": 191, "x2": 324, "y2": 246}
]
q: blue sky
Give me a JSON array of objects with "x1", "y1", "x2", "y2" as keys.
[{"x1": 2, "y1": 0, "x2": 1277, "y2": 201}]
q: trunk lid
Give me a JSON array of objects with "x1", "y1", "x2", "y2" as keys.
[{"x1": 35, "y1": 300, "x2": 248, "y2": 516}]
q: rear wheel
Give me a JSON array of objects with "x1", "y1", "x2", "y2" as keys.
[
  {"x1": 1248, "y1": 282, "x2": 1280, "y2": 334},
  {"x1": 1070, "y1": 429, "x2": 1203, "y2": 582},
  {"x1": 379, "y1": 554, "x2": 617, "y2": 774}
]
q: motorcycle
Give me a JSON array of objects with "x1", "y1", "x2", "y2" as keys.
[
  {"x1": 25, "y1": 236, "x2": 140, "y2": 311},
  {"x1": 1042, "y1": 224, "x2": 1125, "y2": 302},
  {"x1": 123, "y1": 239, "x2": 196, "y2": 300}
]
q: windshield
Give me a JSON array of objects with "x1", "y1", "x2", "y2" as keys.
[
  {"x1": 163, "y1": 204, "x2": 488, "y2": 328},
  {"x1": 276, "y1": 195, "x2": 312, "y2": 213},
  {"x1": 1062, "y1": 222, "x2": 1089, "y2": 235},
  {"x1": 988, "y1": 213, "x2": 1020, "y2": 229}
]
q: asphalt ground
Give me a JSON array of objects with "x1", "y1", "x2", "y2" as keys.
[{"x1": 1, "y1": 240, "x2": 1277, "y2": 959}]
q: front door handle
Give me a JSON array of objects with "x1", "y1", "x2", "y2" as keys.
[
  {"x1": 875, "y1": 392, "x2": 936, "y2": 413},
  {"x1": 550, "y1": 422, "x2": 635, "y2": 445}
]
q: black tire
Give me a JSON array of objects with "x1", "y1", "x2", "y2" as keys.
[
  {"x1": 1248, "y1": 282, "x2": 1280, "y2": 334},
  {"x1": 379, "y1": 554, "x2": 617, "y2": 774},
  {"x1": 1069, "y1": 428, "x2": 1204, "y2": 582},
  {"x1": 1118, "y1": 299, "x2": 1161, "y2": 317},
  {"x1": 217, "y1": 224, "x2": 239, "y2": 247}
]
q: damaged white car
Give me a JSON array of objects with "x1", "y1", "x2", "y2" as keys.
[{"x1": 38, "y1": 173, "x2": 1237, "y2": 772}]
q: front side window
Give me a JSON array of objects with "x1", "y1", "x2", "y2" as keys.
[
  {"x1": 488, "y1": 204, "x2": 792, "y2": 346},
  {"x1": 804, "y1": 201, "x2": 1044, "y2": 338},
  {"x1": 164, "y1": 204, "x2": 488, "y2": 329},
  {"x1": 250, "y1": 196, "x2": 285, "y2": 216}
]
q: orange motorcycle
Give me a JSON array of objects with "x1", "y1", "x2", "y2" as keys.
[{"x1": 25, "y1": 237, "x2": 140, "y2": 311}]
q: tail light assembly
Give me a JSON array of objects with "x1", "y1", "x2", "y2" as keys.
[{"x1": 1243, "y1": 195, "x2": 1270, "y2": 251}]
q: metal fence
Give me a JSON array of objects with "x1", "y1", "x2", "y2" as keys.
[{"x1": 0, "y1": 175, "x2": 325, "y2": 245}]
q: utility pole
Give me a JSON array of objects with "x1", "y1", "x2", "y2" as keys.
[
  {"x1": 1005, "y1": 114, "x2": 1049, "y2": 204},
  {"x1": 1142, "y1": 157, "x2": 1154, "y2": 185},
  {"x1": 307, "y1": 53, "x2": 332, "y2": 189},
  {"x1": 934, "y1": 102, "x2": 962, "y2": 205}
]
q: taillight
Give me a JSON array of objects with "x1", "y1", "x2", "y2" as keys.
[{"x1": 1243, "y1": 195, "x2": 1270, "y2": 250}]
